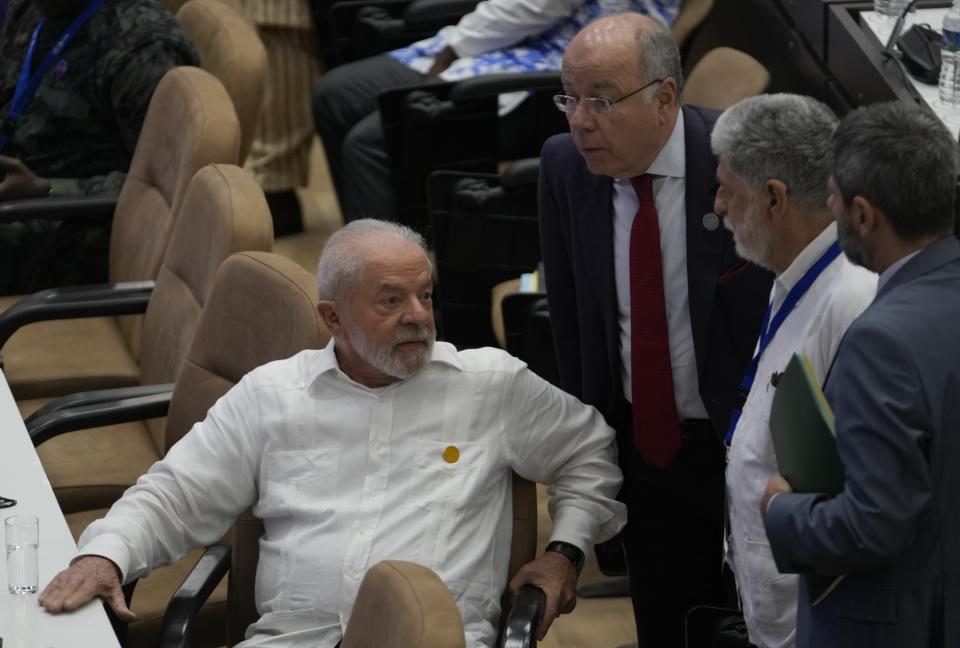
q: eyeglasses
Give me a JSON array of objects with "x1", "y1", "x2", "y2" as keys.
[
  {"x1": 0, "y1": 496, "x2": 16, "y2": 509},
  {"x1": 553, "y1": 78, "x2": 664, "y2": 115}
]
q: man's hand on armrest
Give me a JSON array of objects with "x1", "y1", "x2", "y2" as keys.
[
  {"x1": 508, "y1": 550, "x2": 578, "y2": 641},
  {"x1": 0, "y1": 155, "x2": 51, "y2": 201},
  {"x1": 428, "y1": 46, "x2": 458, "y2": 76},
  {"x1": 38, "y1": 555, "x2": 135, "y2": 621}
]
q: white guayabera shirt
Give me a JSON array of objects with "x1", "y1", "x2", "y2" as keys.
[
  {"x1": 79, "y1": 340, "x2": 626, "y2": 648},
  {"x1": 726, "y1": 223, "x2": 877, "y2": 648}
]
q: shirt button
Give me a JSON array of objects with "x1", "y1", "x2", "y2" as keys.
[
  {"x1": 298, "y1": 382, "x2": 305, "y2": 389},
  {"x1": 374, "y1": 442, "x2": 383, "y2": 451}
]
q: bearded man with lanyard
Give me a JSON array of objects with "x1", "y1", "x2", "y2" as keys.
[
  {"x1": 711, "y1": 94, "x2": 877, "y2": 648},
  {"x1": 0, "y1": 0, "x2": 196, "y2": 292}
]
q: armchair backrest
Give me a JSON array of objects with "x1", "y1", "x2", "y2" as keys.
[
  {"x1": 139, "y1": 164, "x2": 274, "y2": 455},
  {"x1": 177, "y1": 0, "x2": 267, "y2": 162},
  {"x1": 110, "y1": 66, "x2": 241, "y2": 359},
  {"x1": 165, "y1": 251, "x2": 329, "y2": 451},
  {"x1": 672, "y1": 0, "x2": 714, "y2": 54}
]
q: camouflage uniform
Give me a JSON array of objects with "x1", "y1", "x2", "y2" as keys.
[
  {"x1": 0, "y1": 0, "x2": 198, "y2": 196},
  {"x1": 0, "y1": 0, "x2": 197, "y2": 292}
]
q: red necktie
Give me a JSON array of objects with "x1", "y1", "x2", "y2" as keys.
[{"x1": 629, "y1": 174, "x2": 682, "y2": 469}]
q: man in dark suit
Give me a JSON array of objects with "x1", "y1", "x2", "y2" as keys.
[
  {"x1": 538, "y1": 13, "x2": 772, "y2": 647},
  {"x1": 761, "y1": 102, "x2": 960, "y2": 647}
]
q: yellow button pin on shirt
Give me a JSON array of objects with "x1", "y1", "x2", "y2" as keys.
[{"x1": 443, "y1": 445, "x2": 460, "y2": 463}]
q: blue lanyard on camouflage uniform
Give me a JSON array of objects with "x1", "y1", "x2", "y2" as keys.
[{"x1": 0, "y1": 0, "x2": 106, "y2": 153}]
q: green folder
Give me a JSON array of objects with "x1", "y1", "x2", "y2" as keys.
[{"x1": 769, "y1": 352, "x2": 845, "y2": 605}]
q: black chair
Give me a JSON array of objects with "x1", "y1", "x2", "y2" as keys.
[
  {"x1": 321, "y1": 0, "x2": 478, "y2": 66},
  {"x1": 382, "y1": 73, "x2": 566, "y2": 233},
  {"x1": 428, "y1": 159, "x2": 541, "y2": 349}
]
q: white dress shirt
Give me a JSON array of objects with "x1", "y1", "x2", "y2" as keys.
[
  {"x1": 79, "y1": 341, "x2": 626, "y2": 648},
  {"x1": 612, "y1": 110, "x2": 708, "y2": 419},
  {"x1": 725, "y1": 223, "x2": 877, "y2": 648}
]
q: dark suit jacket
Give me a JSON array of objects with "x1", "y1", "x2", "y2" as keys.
[
  {"x1": 538, "y1": 105, "x2": 772, "y2": 438},
  {"x1": 765, "y1": 235, "x2": 960, "y2": 648}
]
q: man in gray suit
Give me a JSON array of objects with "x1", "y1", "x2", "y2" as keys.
[{"x1": 760, "y1": 101, "x2": 960, "y2": 647}]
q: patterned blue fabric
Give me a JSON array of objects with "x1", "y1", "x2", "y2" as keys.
[{"x1": 390, "y1": 0, "x2": 679, "y2": 81}]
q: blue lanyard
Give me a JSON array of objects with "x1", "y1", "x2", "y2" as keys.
[
  {"x1": 725, "y1": 240, "x2": 842, "y2": 445},
  {"x1": 0, "y1": 0, "x2": 105, "y2": 153}
]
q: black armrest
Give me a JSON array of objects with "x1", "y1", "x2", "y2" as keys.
[
  {"x1": 158, "y1": 544, "x2": 232, "y2": 648},
  {"x1": 0, "y1": 196, "x2": 117, "y2": 224},
  {"x1": 450, "y1": 72, "x2": 561, "y2": 102},
  {"x1": 0, "y1": 280, "x2": 154, "y2": 348},
  {"x1": 27, "y1": 391, "x2": 172, "y2": 447},
  {"x1": 24, "y1": 383, "x2": 175, "y2": 426},
  {"x1": 499, "y1": 585, "x2": 544, "y2": 648},
  {"x1": 501, "y1": 158, "x2": 540, "y2": 188},
  {"x1": 402, "y1": 0, "x2": 475, "y2": 31},
  {"x1": 501, "y1": 291, "x2": 547, "y2": 358}
]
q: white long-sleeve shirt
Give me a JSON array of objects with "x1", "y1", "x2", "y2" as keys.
[
  {"x1": 725, "y1": 223, "x2": 877, "y2": 648},
  {"x1": 79, "y1": 341, "x2": 626, "y2": 648}
]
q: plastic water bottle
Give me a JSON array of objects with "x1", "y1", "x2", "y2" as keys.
[{"x1": 939, "y1": 0, "x2": 960, "y2": 105}]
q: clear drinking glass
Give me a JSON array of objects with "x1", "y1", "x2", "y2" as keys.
[
  {"x1": 5, "y1": 515, "x2": 39, "y2": 595},
  {"x1": 874, "y1": 0, "x2": 911, "y2": 17}
]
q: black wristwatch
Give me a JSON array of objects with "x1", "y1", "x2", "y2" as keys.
[{"x1": 545, "y1": 540, "x2": 585, "y2": 575}]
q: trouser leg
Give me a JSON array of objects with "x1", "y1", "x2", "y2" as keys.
[
  {"x1": 311, "y1": 54, "x2": 424, "y2": 209},
  {"x1": 621, "y1": 433, "x2": 727, "y2": 648}
]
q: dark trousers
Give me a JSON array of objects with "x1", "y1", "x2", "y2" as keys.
[
  {"x1": 310, "y1": 54, "x2": 426, "y2": 223},
  {"x1": 614, "y1": 402, "x2": 729, "y2": 648}
]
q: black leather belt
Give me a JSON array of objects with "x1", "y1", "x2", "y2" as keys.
[{"x1": 680, "y1": 419, "x2": 715, "y2": 440}]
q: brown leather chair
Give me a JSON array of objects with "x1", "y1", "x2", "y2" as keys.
[
  {"x1": 25, "y1": 164, "x2": 272, "y2": 514},
  {"x1": 28, "y1": 251, "x2": 330, "y2": 648},
  {"x1": 0, "y1": 67, "x2": 241, "y2": 402},
  {"x1": 176, "y1": 0, "x2": 268, "y2": 162},
  {"x1": 158, "y1": 473, "x2": 539, "y2": 648}
]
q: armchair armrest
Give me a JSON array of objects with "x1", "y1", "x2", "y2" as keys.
[
  {"x1": 500, "y1": 585, "x2": 545, "y2": 648},
  {"x1": 24, "y1": 383, "x2": 175, "y2": 426},
  {"x1": 0, "y1": 196, "x2": 117, "y2": 224},
  {"x1": 158, "y1": 544, "x2": 232, "y2": 648},
  {"x1": 0, "y1": 280, "x2": 154, "y2": 348},
  {"x1": 27, "y1": 390, "x2": 173, "y2": 447},
  {"x1": 450, "y1": 72, "x2": 561, "y2": 102},
  {"x1": 402, "y1": 0, "x2": 476, "y2": 31},
  {"x1": 500, "y1": 158, "x2": 540, "y2": 188}
]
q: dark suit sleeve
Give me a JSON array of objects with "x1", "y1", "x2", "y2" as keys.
[
  {"x1": 765, "y1": 319, "x2": 933, "y2": 575},
  {"x1": 538, "y1": 137, "x2": 583, "y2": 398}
]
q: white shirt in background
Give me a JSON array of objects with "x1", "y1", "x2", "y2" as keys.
[
  {"x1": 725, "y1": 222, "x2": 877, "y2": 648},
  {"x1": 79, "y1": 341, "x2": 626, "y2": 648}
]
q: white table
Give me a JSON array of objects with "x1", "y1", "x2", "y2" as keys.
[
  {"x1": 0, "y1": 370, "x2": 121, "y2": 648},
  {"x1": 861, "y1": 8, "x2": 960, "y2": 139}
]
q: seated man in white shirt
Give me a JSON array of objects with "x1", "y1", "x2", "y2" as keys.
[
  {"x1": 711, "y1": 94, "x2": 877, "y2": 648},
  {"x1": 37, "y1": 219, "x2": 627, "y2": 647}
]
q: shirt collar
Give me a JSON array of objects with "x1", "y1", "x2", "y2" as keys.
[
  {"x1": 645, "y1": 109, "x2": 686, "y2": 180},
  {"x1": 775, "y1": 222, "x2": 839, "y2": 297},
  {"x1": 877, "y1": 249, "x2": 922, "y2": 294},
  {"x1": 611, "y1": 109, "x2": 686, "y2": 185},
  {"x1": 305, "y1": 338, "x2": 464, "y2": 388}
]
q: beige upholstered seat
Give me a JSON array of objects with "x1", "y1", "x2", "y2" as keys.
[
  {"x1": 1, "y1": 67, "x2": 241, "y2": 402},
  {"x1": 176, "y1": 0, "x2": 267, "y2": 162},
  {"x1": 341, "y1": 561, "x2": 467, "y2": 648},
  {"x1": 672, "y1": 0, "x2": 714, "y2": 50},
  {"x1": 27, "y1": 164, "x2": 272, "y2": 514},
  {"x1": 683, "y1": 47, "x2": 771, "y2": 110},
  {"x1": 66, "y1": 251, "x2": 330, "y2": 648}
]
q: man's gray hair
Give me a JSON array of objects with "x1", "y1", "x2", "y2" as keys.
[
  {"x1": 316, "y1": 219, "x2": 429, "y2": 301},
  {"x1": 636, "y1": 17, "x2": 684, "y2": 100},
  {"x1": 711, "y1": 94, "x2": 838, "y2": 210},
  {"x1": 833, "y1": 101, "x2": 957, "y2": 241}
]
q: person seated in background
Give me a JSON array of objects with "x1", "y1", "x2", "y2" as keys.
[
  {"x1": 0, "y1": 0, "x2": 197, "y2": 291},
  {"x1": 761, "y1": 102, "x2": 960, "y2": 648},
  {"x1": 712, "y1": 93, "x2": 877, "y2": 648},
  {"x1": 311, "y1": 0, "x2": 679, "y2": 223},
  {"x1": 38, "y1": 219, "x2": 627, "y2": 647}
]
